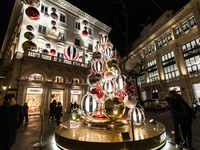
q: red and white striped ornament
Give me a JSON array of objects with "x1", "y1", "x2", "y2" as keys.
[
  {"x1": 93, "y1": 60, "x2": 105, "y2": 73},
  {"x1": 64, "y1": 46, "x2": 79, "y2": 60},
  {"x1": 100, "y1": 36, "x2": 108, "y2": 46}
]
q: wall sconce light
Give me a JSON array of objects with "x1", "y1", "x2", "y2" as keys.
[{"x1": 2, "y1": 86, "x2": 7, "y2": 91}]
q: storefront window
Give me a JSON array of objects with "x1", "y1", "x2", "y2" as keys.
[
  {"x1": 71, "y1": 90, "x2": 81, "y2": 104},
  {"x1": 51, "y1": 89, "x2": 63, "y2": 105},
  {"x1": 26, "y1": 88, "x2": 43, "y2": 114},
  {"x1": 29, "y1": 74, "x2": 43, "y2": 81}
]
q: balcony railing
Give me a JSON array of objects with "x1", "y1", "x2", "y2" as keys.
[{"x1": 15, "y1": 51, "x2": 88, "y2": 68}]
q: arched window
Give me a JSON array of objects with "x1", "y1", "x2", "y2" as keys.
[
  {"x1": 53, "y1": 76, "x2": 64, "y2": 83},
  {"x1": 72, "y1": 78, "x2": 80, "y2": 85},
  {"x1": 152, "y1": 89, "x2": 158, "y2": 99},
  {"x1": 28, "y1": 73, "x2": 43, "y2": 81}
]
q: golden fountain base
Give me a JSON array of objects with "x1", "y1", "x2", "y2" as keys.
[{"x1": 55, "y1": 118, "x2": 166, "y2": 150}]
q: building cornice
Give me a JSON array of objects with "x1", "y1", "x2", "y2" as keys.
[{"x1": 47, "y1": 0, "x2": 112, "y2": 33}]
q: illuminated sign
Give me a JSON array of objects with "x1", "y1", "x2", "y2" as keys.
[
  {"x1": 160, "y1": 132, "x2": 166, "y2": 143},
  {"x1": 27, "y1": 88, "x2": 43, "y2": 94},
  {"x1": 71, "y1": 90, "x2": 81, "y2": 95}
]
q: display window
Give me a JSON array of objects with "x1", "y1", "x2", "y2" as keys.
[
  {"x1": 51, "y1": 89, "x2": 63, "y2": 104},
  {"x1": 26, "y1": 88, "x2": 43, "y2": 114},
  {"x1": 193, "y1": 83, "x2": 200, "y2": 100},
  {"x1": 28, "y1": 73, "x2": 43, "y2": 81},
  {"x1": 71, "y1": 90, "x2": 81, "y2": 104}
]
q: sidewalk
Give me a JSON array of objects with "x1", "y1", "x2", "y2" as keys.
[{"x1": 10, "y1": 112, "x2": 200, "y2": 150}]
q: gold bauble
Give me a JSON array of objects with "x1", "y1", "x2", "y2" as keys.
[
  {"x1": 106, "y1": 59, "x2": 119, "y2": 72},
  {"x1": 22, "y1": 41, "x2": 37, "y2": 51},
  {"x1": 102, "y1": 96, "x2": 125, "y2": 121}
]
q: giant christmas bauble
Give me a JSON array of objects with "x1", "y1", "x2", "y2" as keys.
[
  {"x1": 103, "y1": 96, "x2": 125, "y2": 121},
  {"x1": 79, "y1": 93, "x2": 99, "y2": 116},
  {"x1": 124, "y1": 95, "x2": 137, "y2": 109},
  {"x1": 100, "y1": 36, "x2": 108, "y2": 46},
  {"x1": 102, "y1": 80, "x2": 115, "y2": 96},
  {"x1": 104, "y1": 71, "x2": 114, "y2": 80},
  {"x1": 22, "y1": 0, "x2": 40, "y2": 8},
  {"x1": 87, "y1": 73, "x2": 103, "y2": 86},
  {"x1": 93, "y1": 60, "x2": 105, "y2": 73},
  {"x1": 24, "y1": 32, "x2": 35, "y2": 40},
  {"x1": 92, "y1": 51, "x2": 102, "y2": 61},
  {"x1": 106, "y1": 59, "x2": 118, "y2": 72},
  {"x1": 64, "y1": 46, "x2": 79, "y2": 60},
  {"x1": 90, "y1": 86, "x2": 104, "y2": 99},
  {"x1": 22, "y1": 41, "x2": 37, "y2": 51},
  {"x1": 116, "y1": 90, "x2": 127, "y2": 100},
  {"x1": 104, "y1": 47, "x2": 113, "y2": 58},
  {"x1": 129, "y1": 107, "x2": 145, "y2": 126},
  {"x1": 25, "y1": 7, "x2": 40, "y2": 20},
  {"x1": 115, "y1": 75, "x2": 126, "y2": 91},
  {"x1": 126, "y1": 81, "x2": 134, "y2": 94}
]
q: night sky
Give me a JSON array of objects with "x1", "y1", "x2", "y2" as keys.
[{"x1": 0, "y1": 0, "x2": 189, "y2": 57}]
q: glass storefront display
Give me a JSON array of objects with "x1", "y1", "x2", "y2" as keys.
[
  {"x1": 51, "y1": 89, "x2": 63, "y2": 104},
  {"x1": 26, "y1": 88, "x2": 43, "y2": 114},
  {"x1": 71, "y1": 90, "x2": 81, "y2": 104}
]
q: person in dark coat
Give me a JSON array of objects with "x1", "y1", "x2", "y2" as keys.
[
  {"x1": 70, "y1": 102, "x2": 73, "y2": 112},
  {"x1": 49, "y1": 99, "x2": 57, "y2": 120},
  {"x1": 55, "y1": 102, "x2": 62, "y2": 125},
  {"x1": 165, "y1": 91, "x2": 196, "y2": 150},
  {"x1": 0, "y1": 94, "x2": 24, "y2": 150},
  {"x1": 23, "y1": 102, "x2": 29, "y2": 122}
]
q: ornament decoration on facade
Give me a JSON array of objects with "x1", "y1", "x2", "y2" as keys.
[
  {"x1": 25, "y1": 7, "x2": 40, "y2": 20},
  {"x1": 82, "y1": 20, "x2": 88, "y2": 37},
  {"x1": 26, "y1": 25, "x2": 34, "y2": 31},
  {"x1": 63, "y1": 46, "x2": 79, "y2": 60},
  {"x1": 50, "y1": 7, "x2": 58, "y2": 21}
]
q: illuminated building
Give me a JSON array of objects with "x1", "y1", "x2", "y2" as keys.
[
  {"x1": 0, "y1": 0, "x2": 111, "y2": 114},
  {"x1": 121, "y1": 0, "x2": 200, "y2": 105}
]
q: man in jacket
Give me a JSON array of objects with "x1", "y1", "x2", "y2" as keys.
[
  {"x1": 0, "y1": 94, "x2": 24, "y2": 150},
  {"x1": 166, "y1": 90, "x2": 196, "y2": 150}
]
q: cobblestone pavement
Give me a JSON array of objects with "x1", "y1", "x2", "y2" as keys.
[{"x1": 10, "y1": 110, "x2": 200, "y2": 150}]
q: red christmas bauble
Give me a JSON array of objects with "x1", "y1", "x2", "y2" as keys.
[
  {"x1": 50, "y1": 49, "x2": 56, "y2": 55},
  {"x1": 126, "y1": 82, "x2": 134, "y2": 94},
  {"x1": 116, "y1": 90, "x2": 127, "y2": 100},
  {"x1": 25, "y1": 7, "x2": 40, "y2": 20},
  {"x1": 82, "y1": 30, "x2": 88, "y2": 37},
  {"x1": 90, "y1": 86, "x2": 104, "y2": 99}
]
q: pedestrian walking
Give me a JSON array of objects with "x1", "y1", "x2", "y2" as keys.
[
  {"x1": 0, "y1": 94, "x2": 24, "y2": 150},
  {"x1": 49, "y1": 99, "x2": 57, "y2": 121},
  {"x1": 165, "y1": 90, "x2": 196, "y2": 150},
  {"x1": 70, "y1": 102, "x2": 73, "y2": 112},
  {"x1": 55, "y1": 102, "x2": 62, "y2": 125},
  {"x1": 23, "y1": 102, "x2": 29, "y2": 123}
]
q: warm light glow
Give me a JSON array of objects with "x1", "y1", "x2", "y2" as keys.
[{"x1": 2, "y1": 86, "x2": 7, "y2": 90}]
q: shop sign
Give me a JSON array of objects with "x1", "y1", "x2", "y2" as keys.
[
  {"x1": 27, "y1": 88, "x2": 43, "y2": 94},
  {"x1": 71, "y1": 90, "x2": 81, "y2": 95}
]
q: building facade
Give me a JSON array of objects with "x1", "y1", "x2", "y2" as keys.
[
  {"x1": 122, "y1": 0, "x2": 200, "y2": 105},
  {"x1": 0, "y1": 0, "x2": 111, "y2": 115}
]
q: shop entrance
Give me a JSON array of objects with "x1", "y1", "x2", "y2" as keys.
[
  {"x1": 71, "y1": 90, "x2": 81, "y2": 106},
  {"x1": 51, "y1": 89, "x2": 63, "y2": 104},
  {"x1": 25, "y1": 88, "x2": 43, "y2": 115}
]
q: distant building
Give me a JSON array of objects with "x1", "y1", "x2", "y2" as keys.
[
  {"x1": 0, "y1": 0, "x2": 111, "y2": 114},
  {"x1": 122, "y1": 0, "x2": 200, "y2": 105}
]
